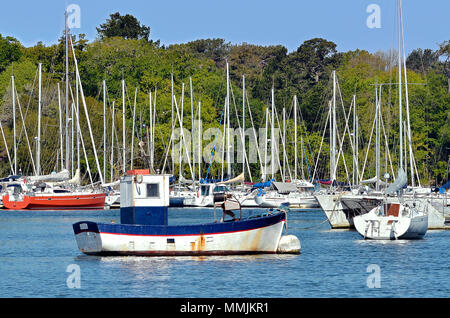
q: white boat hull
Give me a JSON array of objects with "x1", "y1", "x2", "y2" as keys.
[
  {"x1": 353, "y1": 203, "x2": 428, "y2": 240},
  {"x1": 74, "y1": 215, "x2": 286, "y2": 256}
]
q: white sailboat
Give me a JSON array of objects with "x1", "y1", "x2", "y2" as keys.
[{"x1": 354, "y1": 169, "x2": 428, "y2": 240}]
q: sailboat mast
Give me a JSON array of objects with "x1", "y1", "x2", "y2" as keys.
[
  {"x1": 149, "y1": 91, "x2": 153, "y2": 171},
  {"x1": 331, "y1": 70, "x2": 337, "y2": 182},
  {"x1": 103, "y1": 80, "x2": 107, "y2": 179},
  {"x1": 171, "y1": 73, "x2": 174, "y2": 174},
  {"x1": 36, "y1": 63, "x2": 42, "y2": 176},
  {"x1": 398, "y1": 0, "x2": 403, "y2": 173},
  {"x1": 226, "y1": 61, "x2": 231, "y2": 178},
  {"x1": 110, "y1": 101, "x2": 115, "y2": 183},
  {"x1": 264, "y1": 108, "x2": 269, "y2": 181},
  {"x1": 294, "y1": 95, "x2": 298, "y2": 181},
  {"x1": 271, "y1": 87, "x2": 275, "y2": 180},
  {"x1": 198, "y1": 101, "x2": 202, "y2": 181},
  {"x1": 57, "y1": 83, "x2": 64, "y2": 171},
  {"x1": 375, "y1": 85, "x2": 380, "y2": 191},
  {"x1": 65, "y1": 11, "x2": 70, "y2": 172},
  {"x1": 12, "y1": 75, "x2": 17, "y2": 175},
  {"x1": 399, "y1": 0, "x2": 415, "y2": 187},
  {"x1": 242, "y1": 75, "x2": 246, "y2": 177},
  {"x1": 282, "y1": 107, "x2": 286, "y2": 182},
  {"x1": 190, "y1": 77, "x2": 195, "y2": 181},
  {"x1": 130, "y1": 88, "x2": 137, "y2": 170},
  {"x1": 122, "y1": 79, "x2": 126, "y2": 174}
]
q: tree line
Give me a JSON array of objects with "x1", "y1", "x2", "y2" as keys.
[{"x1": 0, "y1": 13, "x2": 448, "y2": 186}]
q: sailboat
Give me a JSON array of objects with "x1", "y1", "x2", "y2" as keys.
[
  {"x1": 2, "y1": 12, "x2": 108, "y2": 210},
  {"x1": 315, "y1": 1, "x2": 446, "y2": 229},
  {"x1": 354, "y1": 169, "x2": 428, "y2": 240}
]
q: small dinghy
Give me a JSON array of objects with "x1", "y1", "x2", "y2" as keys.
[
  {"x1": 72, "y1": 171, "x2": 300, "y2": 256},
  {"x1": 353, "y1": 202, "x2": 428, "y2": 240}
]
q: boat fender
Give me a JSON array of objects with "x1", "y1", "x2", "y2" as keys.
[
  {"x1": 135, "y1": 175, "x2": 144, "y2": 184},
  {"x1": 277, "y1": 235, "x2": 301, "y2": 254},
  {"x1": 213, "y1": 193, "x2": 227, "y2": 203}
]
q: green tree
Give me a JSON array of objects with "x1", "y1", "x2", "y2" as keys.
[
  {"x1": 0, "y1": 35, "x2": 22, "y2": 72},
  {"x1": 96, "y1": 12, "x2": 151, "y2": 41},
  {"x1": 406, "y1": 48, "x2": 439, "y2": 74}
]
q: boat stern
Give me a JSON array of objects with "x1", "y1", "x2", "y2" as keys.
[{"x1": 73, "y1": 222, "x2": 103, "y2": 254}]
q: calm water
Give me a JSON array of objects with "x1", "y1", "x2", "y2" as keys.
[{"x1": 0, "y1": 207, "x2": 449, "y2": 298}]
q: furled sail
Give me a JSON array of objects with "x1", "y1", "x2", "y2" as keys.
[
  {"x1": 27, "y1": 169, "x2": 70, "y2": 183},
  {"x1": 384, "y1": 168, "x2": 407, "y2": 195},
  {"x1": 218, "y1": 173, "x2": 244, "y2": 185}
]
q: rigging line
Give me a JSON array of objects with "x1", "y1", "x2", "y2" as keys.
[
  {"x1": 273, "y1": 104, "x2": 293, "y2": 181},
  {"x1": 311, "y1": 107, "x2": 330, "y2": 182},
  {"x1": 205, "y1": 109, "x2": 225, "y2": 180},
  {"x1": 245, "y1": 93, "x2": 264, "y2": 176},
  {"x1": 14, "y1": 85, "x2": 37, "y2": 175},
  {"x1": 229, "y1": 80, "x2": 253, "y2": 182},
  {"x1": 16, "y1": 67, "x2": 38, "y2": 146}
]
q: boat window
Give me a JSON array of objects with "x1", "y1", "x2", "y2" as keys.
[
  {"x1": 201, "y1": 186, "x2": 210, "y2": 196},
  {"x1": 213, "y1": 186, "x2": 228, "y2": 193},
  {"x1": 146, "y1": 183, "x2": 159, "y2": 198}
]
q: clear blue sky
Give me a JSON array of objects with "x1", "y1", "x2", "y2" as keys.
[{"x1": 0, "y1": 0, "x2": 448, "y2": 54}]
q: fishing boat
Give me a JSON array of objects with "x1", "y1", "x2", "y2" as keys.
[
  {"x1": 73, "y1": 170, "x2": 300, "y2": 256},
  {"x1": 353, "y1": 201, "x2": 428, "y2": 240}
]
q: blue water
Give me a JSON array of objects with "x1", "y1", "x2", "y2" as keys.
[{"x1": 0, "y1": 207, "x2": 449, "y2": 298}]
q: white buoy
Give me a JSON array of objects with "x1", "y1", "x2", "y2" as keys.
[{"x1": 277, "y1": 235, "x2": 301, "y2": 254}]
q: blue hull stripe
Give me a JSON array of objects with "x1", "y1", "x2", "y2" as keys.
[{"x1": 73, "y1": 212, "x2": 285, "y2": 236}]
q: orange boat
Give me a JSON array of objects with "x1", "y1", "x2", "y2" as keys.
[{"x1": 2, "y1": 192, "x2": 106, "y2": 210}]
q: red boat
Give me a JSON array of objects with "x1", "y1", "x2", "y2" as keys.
[{"x1": 2, "y1": 192, "x2": 106, "y2": 210}]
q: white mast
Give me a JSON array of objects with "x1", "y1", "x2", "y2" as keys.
[
  {"x1": 171, "y1": 73, "x2": 175, "y2": 174},
  {"x1": 264, "y1": 107, "x2": 269, "y2": 181},
  {"x1": 399, "y1": 0, "x2": 415, "y2": 186},
  {"x1": 103, "y1": 80, "x2": 107, "y2": 180},
  {"x1": 69, "y1": 36, "x2": 104, "y2": 184},
  {"x1": 242, "y1": 75, "x2": 246, "y2": 178},
  {"x1": 398, "y1": 0, "x2": 403, "y2": 173},
  {"x1": 57, "y1": 83, "x2": 64, "y2": 171},
  {"x1": 375, "y1": 86, "x2": 381, "y2": 191},
  {"x1": 149, "y1": 90, "x2": 153, "y2": 171},
  {"x1": 36, "y1": 63, "x2": 42, "y2": 176},
  {"x1": 179, "y1": 83, "x2": 185, "y2": 181},
  {"x1": 12, "y1": 75, "x2": 17, "y2": 174},
  {"x1": 198, "y1": 101, "x2": 202, "y2": 181},
  {"x1": 282, "y1": 107, "x2": 286, "y2": 182},
  {"x1": 226, "y1": 61, "x2": 231, "y2": 178},
  {"x1": 271, "y1": 87, "x2": 275, "y2": 180},
  {"x1": 122, "y1": 79, "x2": 126, "y2": 173},
  {"x1": 352, "y1": 94, "x2": 358, "y2": 186},
  {"x1": 331, "y1": 70, "x2": 337, "y2": 182},
  {"x1": 110, "y1": 101, "x2": 115, "y2": 182},
  {"x1": 294, "y1": 95, "x2": 298, "y2": 181},
  {"x1": 65, "y1": 11, "x2": 70, "y2": 172},
  {"x1": 130, "y1": 87, "x2": 137, "y2": 170},
  {"x1": 190, "y1": 77, "x2": 195, "y2": 181},
  {"x1": 76, "y1": 66, "x2": 80, "y2": 174}
]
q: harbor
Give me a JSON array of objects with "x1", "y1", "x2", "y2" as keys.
[
  {"x1": 0, "y1": 0, "x2": 449, "y2": 301},
  {"x1": 1, "y1": 207, "x2": 450, "y2": 298}
]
